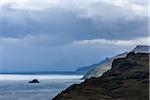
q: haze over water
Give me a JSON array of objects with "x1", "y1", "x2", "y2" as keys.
[{"x1": 0, "y1": 74, "x2": 83, "y2": 100}]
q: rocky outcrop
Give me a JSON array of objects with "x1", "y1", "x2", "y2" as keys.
[
  {"x1": 84, "y1": 45, "x2": 150, "y2": 79},
  {"x1": 132, "y1": 45, "x2": 150, "y2": 53},
  {"x1": 52, "y1": 52, "x2": 149, "y2": 100},
  {"x1": 29, "y1": 79, "x2": 40, "y2": 83}
]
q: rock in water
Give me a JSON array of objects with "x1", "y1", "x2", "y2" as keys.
[{"x1": 29, "y1": 79, "x2": 40, "y2": 83}]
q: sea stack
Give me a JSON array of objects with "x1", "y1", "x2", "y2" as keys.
[{"x1": 29, "y1": 79, "x2": 40, "y2": 83}]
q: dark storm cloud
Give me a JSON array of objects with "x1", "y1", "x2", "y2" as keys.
[
  {"x1": 0, "y1": 0, "x2": 149, "y2": 71},
  {"x1": 0, "y1": 1, "x2": 148, "y2": 41}
]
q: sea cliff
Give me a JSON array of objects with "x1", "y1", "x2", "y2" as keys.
[
  {"x1": 84, "y1": 45, "x2": 150, "y2": 79},
  {"x1": 52, "y1": 52, "x2": 149, "y2": 100}
]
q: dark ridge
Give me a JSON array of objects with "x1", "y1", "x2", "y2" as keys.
[{"x1": 52, "y1": 53, "x2": 149, "y2": 100}]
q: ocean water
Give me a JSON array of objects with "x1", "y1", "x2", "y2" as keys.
[{"x1": 0, "y1": 74, "x2": 83, "y2": 100}]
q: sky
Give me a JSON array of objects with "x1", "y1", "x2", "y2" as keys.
[{"x1": 0, "y1": 0, "x2": 149, "y2": 72}]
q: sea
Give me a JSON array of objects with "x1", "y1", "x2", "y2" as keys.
[{"x1": 0, "y1": 72, "x2": 83, "y2": 100}]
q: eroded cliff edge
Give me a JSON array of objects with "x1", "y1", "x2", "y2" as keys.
[{"x1": 52, "y1": 52, "x2": 149, "y2": 100}]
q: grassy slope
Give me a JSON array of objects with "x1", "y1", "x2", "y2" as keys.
[{"x1": 52, "y1": 52, "x2": 149, "y2": 100}]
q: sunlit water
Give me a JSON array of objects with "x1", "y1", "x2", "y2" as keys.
[{"x1": 0, "y1": 74, "x2": 83, "y2": 100}]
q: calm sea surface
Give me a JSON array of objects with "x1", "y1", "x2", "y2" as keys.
[{"x1": 0, "y1": 74, "x2": 83, "y2": 100}]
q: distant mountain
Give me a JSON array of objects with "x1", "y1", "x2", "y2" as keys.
[
  {"x1": 53, "y1": 52, "x2": 149, "y2": 100},
  {"x1": 83, "y1": 45, "x2": 150, "y2": 79},
  {"x1": 84, "y1": 52, "x2": 127, "y2": 79},
  {"x1": 75, "y1": 58, "x2": 110, "y2": 74}
]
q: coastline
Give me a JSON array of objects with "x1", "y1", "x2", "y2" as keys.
[
  {"x1": 0, "y1": 74, "x2": 83, "y2": 80},
  {"x1": 52, "y1": 53, "x2": 149, "y2": 100}
]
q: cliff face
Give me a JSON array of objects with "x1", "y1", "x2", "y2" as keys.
[
  {"x1": 84, "y1": 45, "x2": 150, "y2": 79},
  {"x1": 84, "y1": 52, "x2": 127, "y2": 79},
  {"x1": 52, "y1": 53, "x2": 149, "y2": 100}
]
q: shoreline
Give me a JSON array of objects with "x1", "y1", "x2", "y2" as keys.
[{"x1": 0, "y1": 74, "x2": 84, "y2": 81}]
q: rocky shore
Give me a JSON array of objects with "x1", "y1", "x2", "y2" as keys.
[{"x1": 52, "y1": 52, "x2": 149, "y2": 100}]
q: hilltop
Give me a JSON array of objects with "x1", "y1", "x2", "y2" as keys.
[
  {"x1": 52, "y1": 52, "x2": 149, "y2": 100},
  {"x1": 84, "y1": 45, "x2": 150, "y2": 79}
]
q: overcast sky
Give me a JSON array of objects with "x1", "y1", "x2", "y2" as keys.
[{"x1": 0, "y1": 0, "x2": 149, "y2": 72}]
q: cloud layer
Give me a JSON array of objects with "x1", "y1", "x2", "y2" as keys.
[{"x1": 0, "y1": 0, "x2": 149, "y2": 72}]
